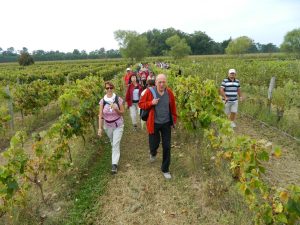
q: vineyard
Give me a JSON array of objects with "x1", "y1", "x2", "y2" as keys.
[{"x1": 0, "y1": 55, "x2": 299, "y2": 224}]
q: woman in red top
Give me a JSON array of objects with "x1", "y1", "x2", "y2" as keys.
[{"x1": 125, "y1": 74, "x2": 143, "y2": 130}]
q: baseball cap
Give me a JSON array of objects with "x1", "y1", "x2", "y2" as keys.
[
  {"x1": 228, "y1": 69, "x2": 236, "y2": 74},
  {"x1": 126, "y1": 68, "x2": 130, "y2": 71}
]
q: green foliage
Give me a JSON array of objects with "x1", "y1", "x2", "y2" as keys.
[
  {"x1": 173, "y1": 76, "x2": 224, "y2": 130},
  {"x1": 114, "y1": 30, "x2": 149, "y2": 62},
  {"x1": 0, "y1": 71, "x2": 108, "y2": 219},
  {"x1": 161, "y1": 64, "x2": 300, "y2": 224},
  {"x1": 0, "y1": 131, "x2": 28, "y2": 215},
  {"x1": 272, "y1": 80, "x2": 300, "y2": 121},
  {"x1": 0, "y1": 106, "x2": 11, "y2": 133},
  {"x1": 226, "y1": 36, "x2": 254, "y2": 55},
  {"x1": 280, "y1": 28, "x2": 300, "y2": 54},
  {"x1": 205, "y1": 117, "x2": 300, "y2": 224},
  {"x1": 260, "y1": 43, "x2": 279, "y2": 53},
  {"x1": 18, "y1": 52, "x2": 34, "y2": 66},
  {"x1": 13, "y1": 80, "x2": 59, "y2": 116},
  {"x1": 187, "y1": 31, "x2": 218, "y2": 54},
  {"x1": 165, "y1": 35, "x2": 191, "y2": 59}
]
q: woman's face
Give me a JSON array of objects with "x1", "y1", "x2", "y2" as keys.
[
  {"x1": 131, "y1": 75, "x2": 137, "y2": 82},
  {"x1": 105, "y1": 85, "x2": 114, "y2": 93}
]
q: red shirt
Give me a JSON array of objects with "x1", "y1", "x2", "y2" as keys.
[
  {"x1": 124, "y1": 72, "x2": 132, "y2": 86},
  {"x1": 138, "y1": 87, "x2": 177, "y2": 134}
]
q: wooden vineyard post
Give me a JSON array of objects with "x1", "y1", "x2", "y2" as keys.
[
  {"x1": 66, "y1": 75, "x2": 70, "y2": 85},
  {"x1": 5, "y1": 85, "x2": 14, "y2": 131},
  {"x1": 267, "y1": 76, "x2": 275, "y2": 113}
]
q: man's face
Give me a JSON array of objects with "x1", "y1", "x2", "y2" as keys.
[
  {"x1": 228, "y1": 72, "x2": 236, "y2": 80},
  {"x1": 156, "y1": 76, "x2": 167, "y2": 92}
]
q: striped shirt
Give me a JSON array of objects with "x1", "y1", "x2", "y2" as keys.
[{"x1": 221, "y1": 78, "x2": 240, "y2": 102}]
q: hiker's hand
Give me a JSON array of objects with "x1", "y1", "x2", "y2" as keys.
[
  {"x1": 152, "y1": 98, "x2": 159, "y2": 105},
  {"x1": 111, "y1": 103, "x2": 119, "y2": 110},
  {"x1": 98, "y1": 128, "x2": 103, "y2": 137},
  {"x1": 224, "y1": 96, "x2": 228, "y2": 103}
]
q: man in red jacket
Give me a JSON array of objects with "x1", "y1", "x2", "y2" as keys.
[
  {"x1": 138, "y1": 74, "x2": 177, "y2": 179},
  {"x1": 123, "y1": 68, "x2": 132, "y2": 87}
]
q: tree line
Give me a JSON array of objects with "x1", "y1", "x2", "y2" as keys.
[
  {"x1": 114, "y1": 28, "x2": 280, "y2": 62},
  {"x1": 0, "y1": 47, "x2": 121, "y2": 63},
  {"x1": 141, "y1": 28, "x2": 279, "y2": 56}
]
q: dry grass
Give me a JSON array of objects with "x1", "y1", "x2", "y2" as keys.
[{"x1": 236, "y1": 115, "x2": 300, "y2": 187}]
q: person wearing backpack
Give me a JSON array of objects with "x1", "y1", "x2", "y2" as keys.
[
  {"x1": 125, "y1": 74, "x2": 143, "y2": 130},
  {"x1": 98, "y1": 81, "x2": 125, "y2": 174},
  {"x1": 140, "y1": 78, "x2": 156, "y2": 129},
  {"x1": 138, "y1": 74, "x2": 177, "y2": 179}
]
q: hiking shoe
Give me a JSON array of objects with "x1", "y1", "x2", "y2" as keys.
[
  {"x1": 133, "y1": 124, "x2": 138, "y2": 131},
  {"x1": 163, "y1": 172, "x2": 172, "y2": 179},
  {"x1": 111, "y1": 164, "x2": 118, "y2": 174},
  {"x1": 230, "y1": 122, "x2": 236, "y2": 128},
  {"x1": 150, "y1": 154, "x2": 156, "y2": 163}
]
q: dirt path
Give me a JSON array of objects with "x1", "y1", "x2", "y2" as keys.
[
  {"x1": 94, "y1": 120, "x2": 200, "y2": 224},
  {"x1": 93, "y1": 111, "x2": 300, "y2": 224},
  {"x1": 93, "y1": 113, "x2": 252, "y2": 225},
  {"x1": 236, "y1": 115, "x2": 300, "y2": 187}
]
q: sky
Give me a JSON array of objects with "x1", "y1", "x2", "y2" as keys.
[{"x1": 1, "y1": 0, "x2": 299, "y2": 53}]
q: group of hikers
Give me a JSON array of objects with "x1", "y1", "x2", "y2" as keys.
[{"x1": 98, "y1": 65, "x2": 242, "y2": 179}]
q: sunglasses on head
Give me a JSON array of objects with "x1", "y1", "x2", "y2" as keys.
[{"x1": 105, "y1": 86, "x2": 114, "y2": 90}]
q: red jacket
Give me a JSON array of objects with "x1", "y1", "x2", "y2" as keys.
[
  {"x1": 125, "y1": 83, "x2": 143, "y2": 108},
  {"x1": 138, "y1": 87, "x2": 177, "y2": 134}
]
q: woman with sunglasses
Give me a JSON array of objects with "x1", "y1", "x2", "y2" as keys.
[
  {"x1": 125, "y1": 74, "x2": 143, "y2": 130},
  {"x1": 98, "y1": 81, "x2": 125, "y2": 174}
]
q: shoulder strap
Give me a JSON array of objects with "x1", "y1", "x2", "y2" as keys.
[
  {"x1": 102, "y1": 99, "x2": 107, "y2": 107},
  {"x1": 114, "y1": 95, "x2": 120, "y2": 109},
  {"x1": 149, "y1": 87, "x2": 157, "y2": 99},
  {"x1": 102, "y1": 95, "x2": 120, "y2": 110}
]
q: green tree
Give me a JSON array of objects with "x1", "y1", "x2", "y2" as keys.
[
  {"x1": 225, "y1": 36, "x2": 253, "y2": 55},
  {"x1": 73, "y1": 49, "x2": 80, "y2": 55},
  {"x1": 186, "y1": 31, "x2": 216, "y2": 54},
  {"x1": 261, "y1": 43, "x2": 279, "y2": 53},
  {"x1": 143, "y1": 27, "x2": 185, "y2": 56},
  {"x1": 18, "y1": 52, "x2": 34, "y2": 66},
  {"x1": 21, "y1": 47, "x2": 28, "y2": 53},
  {"x1": 165, "y1": 35, "x2": 191, "y2": 59},
  {"x1": 114, "y1": 30, "x2": 149, "y2": 62},
  {"x1": 280, "y1": 28, "x2": 300, "y2": 54},
  {"x1": 220, "y1": 38, "x2": 232, "y2": 53}
]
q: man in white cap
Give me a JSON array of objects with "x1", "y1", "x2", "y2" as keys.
[
  {"x1": 123, "y1": 68, "x2": 132, "y2": 88},
  {"x1": 220, "y1": 69, "x2": 243, "y2": 128}
]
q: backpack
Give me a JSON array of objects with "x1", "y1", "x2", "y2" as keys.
[
  {"x1": 103, "y1": 95, "x2": 120, "y2": 110},
  {"x1": 140, "y1": 87, "x2": 157, "y2": 121}
]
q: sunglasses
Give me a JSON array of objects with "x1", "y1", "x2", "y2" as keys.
[{"x1": 105, "y1": 87, "x2": 114, "y2": 90}]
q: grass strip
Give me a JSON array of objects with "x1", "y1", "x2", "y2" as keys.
[{"x1": 63, "y1": 138, "x2": 111, "y2": 225}]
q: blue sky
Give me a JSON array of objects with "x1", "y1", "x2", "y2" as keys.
[{"x1": 1, "y1": 0, "x2": 299, "y2": 53}]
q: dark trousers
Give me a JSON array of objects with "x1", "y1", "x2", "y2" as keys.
[{"x1": 149, "y1": 122, "x2": 171, "y2": 173}]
